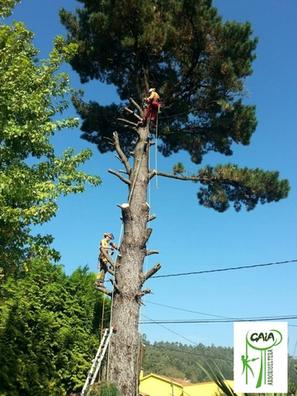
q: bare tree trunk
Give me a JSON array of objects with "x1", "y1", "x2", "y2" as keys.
[{"x1": 107, "y1": 125, "x2": 151, "y2": 396}]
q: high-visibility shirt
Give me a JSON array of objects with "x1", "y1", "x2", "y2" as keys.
[
  {"x1": 100, "y1": 237, "x2": 109, "y2": 262},
  {"x1": 100, "y1": 238, "x2": 109, "y2": 250},
  {"x1": 148, "y1": 91, "x2": 160, "y2": 102}
]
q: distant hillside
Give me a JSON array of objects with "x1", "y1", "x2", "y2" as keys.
[{"x1": 142, "y1": 340, "x2": 297, "y2": 387}]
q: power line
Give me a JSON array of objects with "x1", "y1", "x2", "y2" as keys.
[
  {"x1": 146, "y1": 301, "x2": 297, "y2": 328},
  {"x1": 147, "y1": 301, "x2": 230, "y2": 319},
  {"x1": 141, "y1": 314, "x2": 233, "y2": 363},
  {"x1": 152, "y1": 258, "x2": 297, "y2": 279},
  {"x1": 141, "y1": 313, "x2": 198, "y2": 345},
  {"x1": 141, "y1": 314, "x2": 297, "y2": 325}
]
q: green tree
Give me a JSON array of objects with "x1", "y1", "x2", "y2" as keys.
[
  {"x1": 0, "y1": 260, "x2": 109, "y2": 396},
  {"x1": 0, "y1": 2, "x2": 100, "y2": 277},
  {"x1": 60, "y1": 1, "x2": 289, "y2": 395},
  {"x1": 143, "y1": 341, "x2": 233, "y2": 382}
]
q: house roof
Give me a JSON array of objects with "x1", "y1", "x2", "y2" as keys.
[
  {"x1": 141, "y1": 373, "x2": 234, "y2": 389},
  {"x1": 141, "y1": 373, "x2": 190, "y2": 387},
  {"x1": 158, "y1": 375, "x2": 192, "y2": 387}
]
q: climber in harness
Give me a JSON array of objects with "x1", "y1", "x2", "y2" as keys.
[
  {"x1": 95, "y1": 232, "x2": 118, "y2": 287},
  {"x1": 138, "y1": 88, "x2": 160, "y2": 127}
]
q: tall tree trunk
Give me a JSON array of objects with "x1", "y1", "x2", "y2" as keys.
[{"x1": 108, "y1": 125, "x2": 150, "y2": 396}]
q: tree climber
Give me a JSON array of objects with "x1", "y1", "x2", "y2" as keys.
[
  {"x1": 138, "y1": 88, "x2": 160, "y2": 127},
  {"x1": 95, "y1": 232, "x2": 118, "y2": 287}
]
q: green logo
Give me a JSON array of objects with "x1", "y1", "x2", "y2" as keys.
[{"x1": 241, "y1": 329, "x2": 283, "y2": 388}]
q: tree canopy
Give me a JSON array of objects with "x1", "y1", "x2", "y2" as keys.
[
  {"x1": 60, "y1": 0, "x2": 289, "y2": 211},
  {"x1": 0, "y1": 5, "x2": 100, "y2": 276}
]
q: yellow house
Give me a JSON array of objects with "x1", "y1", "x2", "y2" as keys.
[{"x1": 139, "y1": 372, "x2": 243, "y2": 396}]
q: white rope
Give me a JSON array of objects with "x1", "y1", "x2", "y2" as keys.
[
  {"x1": 106, "y1": 223, "x2": 124, "y2": 381},
  {"x1": 104, "y1": 119, "x2": 154, "y2": 382},
  {"x1": 154, "y1": 116, "x2": 159, "y2": 189},
  {"x1": 128, "y1": 147, "x2": 145, "y2": 205},
  {"x1": 148, "y1": 139, "x2": 151, "y2": 209},
  {"x1": 144, "y1": 130, "x2": 152, "y2": 277}
]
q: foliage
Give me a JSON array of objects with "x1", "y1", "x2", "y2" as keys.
[
  {"x1": 0, "y1": 260, "x2": 110, "y2": 396},
  {"x1": 143, "y1": 340, "x2": 297, "y2": 392},
  {"x1": 60, "y1": 0, "x2": 258, "y2": 158},
  {"x1": 0, "y1": 0, "x2": 20, "y2": 17},
  {"x1": 197, "y1": 164, "x2": 289, "y2": 211},
  {"x1": 173, "y1": 162, "x2": 185, "y2": 175},
  {"x1": 143, "y1": 340, "x2": 233, "y2": 382},
  {"x1": 60, "y1": 0, "x2": 289, "y2": 211},
  {"x1": 199, "y1": 362, "x2": 237, "y2": 395},
  {"x1": 201, "y1": 362, "x2": 297, "y2": 396},
  {"x1": 0, "y1": 6, "x2": 100, "y2": 277}
]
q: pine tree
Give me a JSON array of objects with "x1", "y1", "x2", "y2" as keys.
[{"x1": 60, "y1": 1, "x2": 289, "y2": 395}]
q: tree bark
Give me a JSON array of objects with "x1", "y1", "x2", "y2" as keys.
[{"x1": 107, "y1": 125, "x2": 150, "y2": 396}]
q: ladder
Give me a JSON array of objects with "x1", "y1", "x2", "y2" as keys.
[{"x1": 81, "y1": 327, "x2": 113, "y2": 396}]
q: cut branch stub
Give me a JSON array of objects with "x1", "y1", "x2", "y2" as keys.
[
  {"x1": 124, "y1": 107, "x2": 142, "y2": 121},
  {"x1": 137, "y1": 288, "x2": 152, "y2": 297},
  {"x1": 147, "y1": 214, "x2": 157, "y2": 222},
  {"x1": 143, "y1": 228, "x2": 152, "y2": 245},
  {"x1": 117, "y1": 203, "x2": 132, "y2": 222},
  {"x1": 145, "y1": 250, "x2": 159, "y2": 256},
  {"x1": 141, "y1": 263, "x2": 161, "y2": 284},
  {"x1": 117, "y1": 117, "x2": 138, "y2": 127},
  {"x1": 129, "y1": 97, "x2": 143, "y2": 116}
]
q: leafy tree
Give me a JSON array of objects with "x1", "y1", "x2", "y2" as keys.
[
  {"x1": 0, "y1": 2, "x2": 100, "y2": 277},
  {"x1": 0, "y1": 0, "x2": 20, "y2": 17},
  {"x1": 0, "y1": 260, "x2": 109, "y2": 396},
  {"x1": 60, "y1": 1, "x2": 289, "y2": 394}
]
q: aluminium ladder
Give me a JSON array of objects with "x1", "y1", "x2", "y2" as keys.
[{"x1": 81, "y1": 327, "x2": 113, "y2": 396}]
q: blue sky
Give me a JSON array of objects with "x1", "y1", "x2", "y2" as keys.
[{"x1": 6, "y1": 0, "x2": 297, "y2": 355}]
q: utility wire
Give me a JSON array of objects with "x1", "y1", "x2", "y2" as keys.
[
  {"x1": 141, "y1": 314, "x2": 233, "y2": 363},
  {"x1": 146, "y1": 301, "x2": 297, "y2": 328},
  {"x1": 141, "y1": 313, "x2": 198, "y2": 345},
  {"x1": 152, "y1": 259, "x2": 297, "y2": 279},
  {"x1": 141, "y1": 314, "x2": 297, "y2": 325},
  {"x1": 147, "y1": 301, "x2": 230, "y2": 319}
]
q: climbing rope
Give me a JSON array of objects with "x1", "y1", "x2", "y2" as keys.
[
  {"x1": 128, "y1": 142, "x2": 146, "y2": 204},
  {"x1": 154, "y1": 116, "x2": 159, "y2": 189},
  {"x1": 98, "y1": 297, "x2": 105, "y2": 382},
  {"x1": 106, "y1": 223, "x2": 123, "y2": 381},
  {"x1": 100, "y1": 298, "x2": 105, "y2": 338},
  {"x1": 99, "y1": 110, "x2": 156, "y2": 382}
]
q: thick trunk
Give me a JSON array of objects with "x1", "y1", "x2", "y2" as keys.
[{"x1": 108, "y1": 126, "x2": 150, "y2": 396}]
